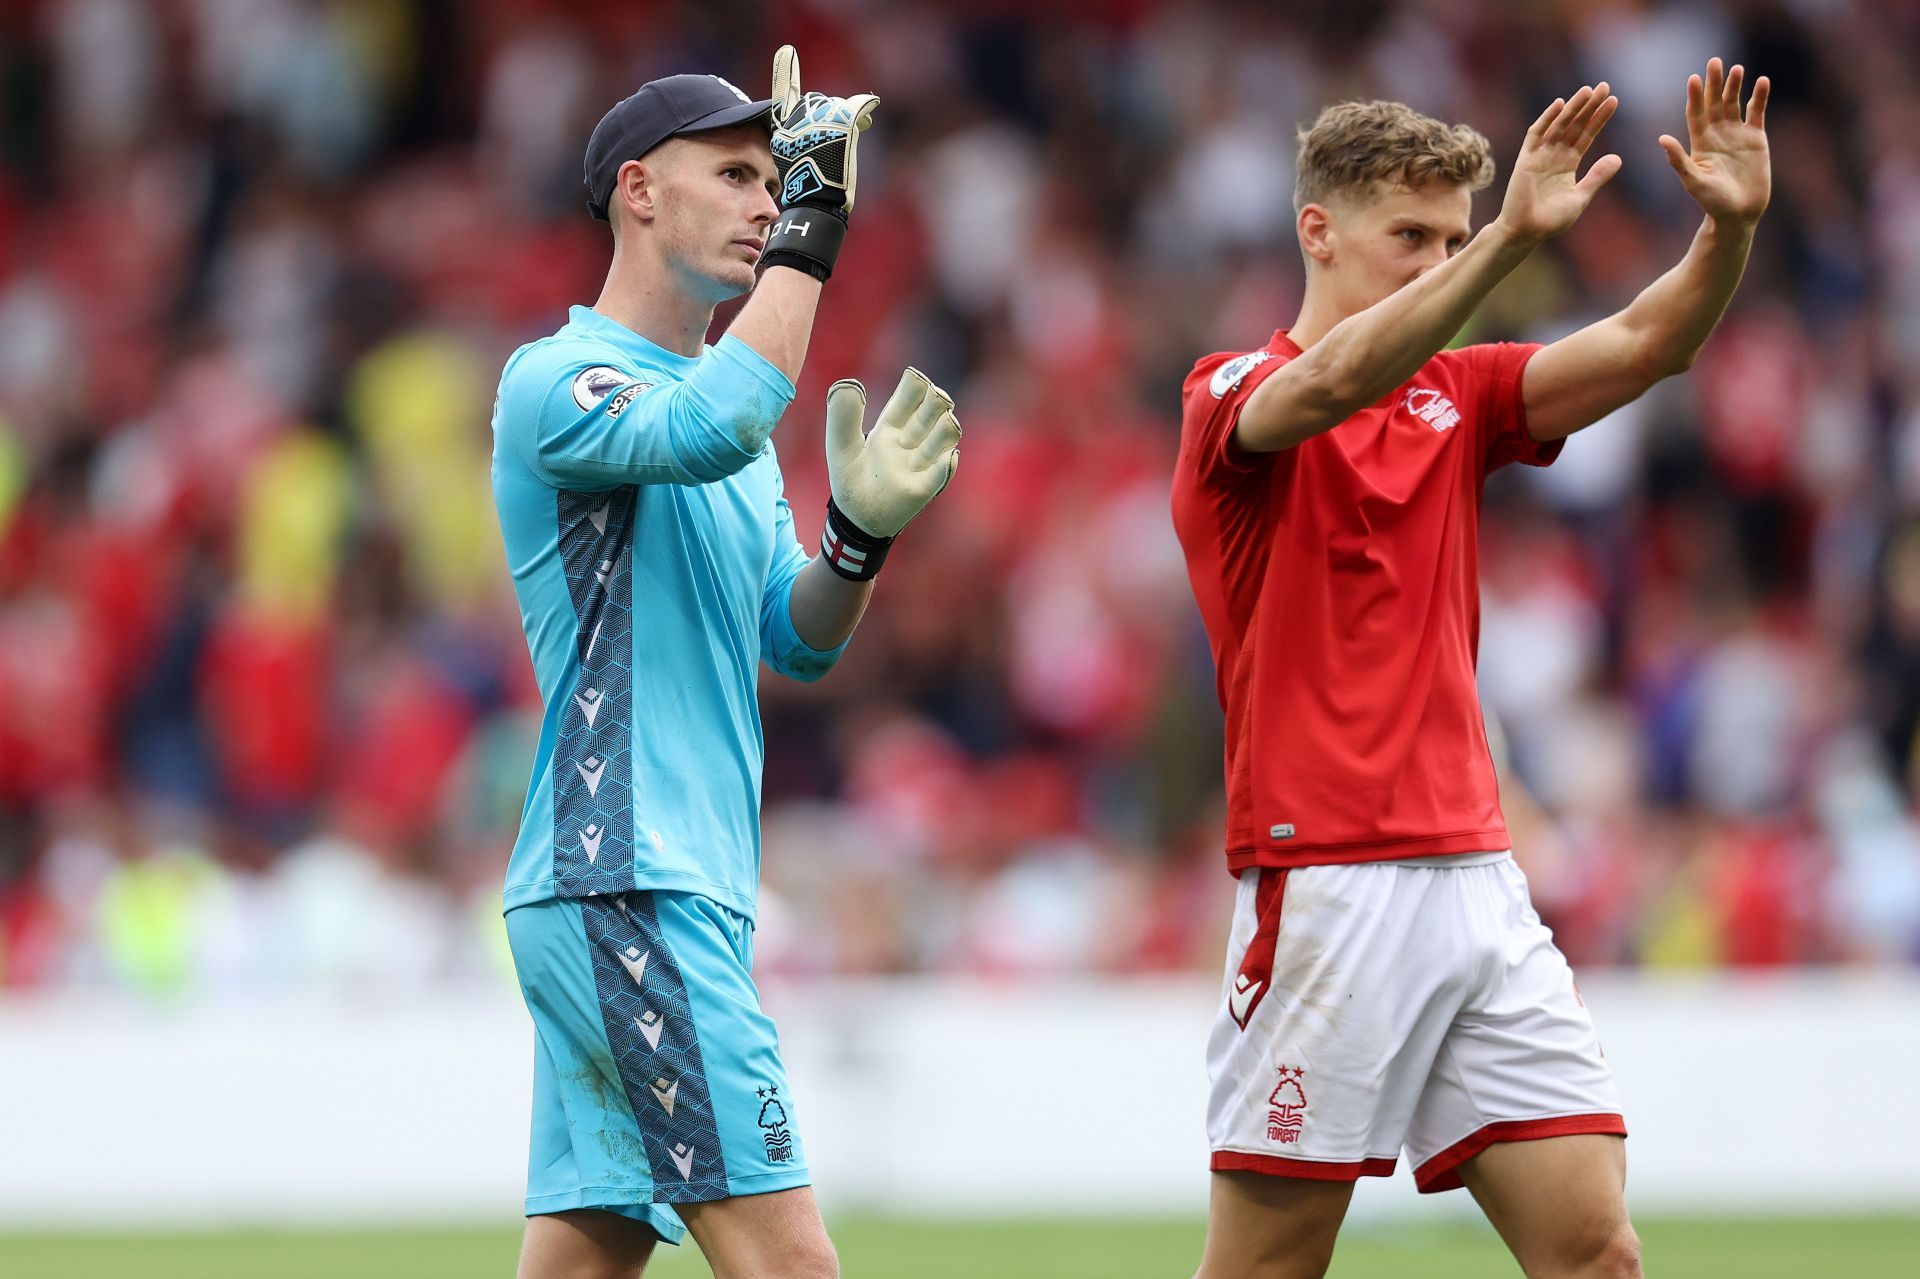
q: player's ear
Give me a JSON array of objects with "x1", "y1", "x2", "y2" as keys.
[
  {"x1": 1298, "y1": 203, "x2": 1335, "y2": 267},
  {"x1": 617, "y1": 158, "x2": 659, "y2": 224}
]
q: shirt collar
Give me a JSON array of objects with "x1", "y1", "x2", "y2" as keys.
[{"x1": 567, "y1": 305, "x2": 702, "y2": 371}]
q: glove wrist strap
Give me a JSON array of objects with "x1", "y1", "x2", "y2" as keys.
[
  {"x1": 762, "y1": 207, "x2": 847, "y2": 282},
  {"x1": 820, "y1": 497, "x2": 893, "y2": 580}
]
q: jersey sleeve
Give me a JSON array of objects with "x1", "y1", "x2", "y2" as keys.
[
  {"x1": 759, "y1": 446, "x2": 850, "y2": 682},
  {"x1": 1456, "y1": 341, "x2": 1560, "y2": 474},
  {"x1": 1179, "y1": 350, "x2": 1290, "y2": 488},
  {"x1": 495, "y1": 334, "x2": 796, "y2": 489}
]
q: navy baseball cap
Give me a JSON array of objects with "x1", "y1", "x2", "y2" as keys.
[{"x1": 583, "y1": 74, "x2": 774, "y2": 221}]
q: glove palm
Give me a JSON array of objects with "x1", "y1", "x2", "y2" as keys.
[{"x1": 825, "y1": 369, "x2": 961, "y2": 540}]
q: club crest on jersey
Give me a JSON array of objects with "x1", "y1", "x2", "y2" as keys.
[
  {"x1": 1210, "y1": 351, "x2": 1273, "y2": 399},
  {"x1": 1267, "y1": 1066, "x2": 1309, "y2": 1145},
  {"x1": 1404, "y1": 386, "x2": 1461, "y2": 432},
  {"x1": 757, "y1": 1084, "x2": 795, "y2": 1163},
  {"x1": 572, "y1": 365, "x2": 640, "y2": 411}
]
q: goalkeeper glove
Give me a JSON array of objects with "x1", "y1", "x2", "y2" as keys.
[
  {"x1": 761, "y1": 44, "x2": 879, "y2": 282},
  {"x1": 818, "y1": 369, "x2": 961, "y2": 580}
]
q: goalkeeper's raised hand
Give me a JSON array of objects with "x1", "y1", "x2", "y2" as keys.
[
  {"x1": 816, "y1": 369, "x2": 961, "y2": 581},
  {"x1": 760, "y1": 44, "x2": 878, "y2": 282}
]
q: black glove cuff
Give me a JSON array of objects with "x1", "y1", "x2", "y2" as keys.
[
  {"x1": 820, "y1": 497, "x2": 894, "y2": 581},
  {"x1": 762, "y1": 207, "x2": 848, "y2": 282}
]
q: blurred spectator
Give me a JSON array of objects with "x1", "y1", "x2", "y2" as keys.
[{"x1": 3, "y1": 0, "x2": 1920, "y2": 995}]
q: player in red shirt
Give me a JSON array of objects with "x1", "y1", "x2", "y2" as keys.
[{"x1": 1173, "y1": 61, "x2": 1770, "y2": 1278}]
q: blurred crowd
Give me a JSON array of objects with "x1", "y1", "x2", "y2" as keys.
[{"x1": 3, "y1": 0, "x2": 1920, "y2": 998}]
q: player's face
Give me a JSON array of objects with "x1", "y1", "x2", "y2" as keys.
[
  {"x1": 1320, "y1": 181, "x2": 1473, "y2": 316},
  {"x1": 646, "y1": 128, "x2": 781, "y2": 302}
]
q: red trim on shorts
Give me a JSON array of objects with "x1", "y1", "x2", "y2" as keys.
[
  {"x1": 1414, "y1": 1113, "x2": 1628, "y2": 1193},
  {"x1": 1211, "y1": 1151, "x2": 1398, "y2": 1182},
  {"x1": 1229, "y1": 869, "x2": 1289, "y2": 1029}
]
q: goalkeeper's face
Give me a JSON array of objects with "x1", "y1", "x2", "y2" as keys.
[
  {"x1": 644, "y1": 128, "x2": 781, "y2": 302},
  {"x1": 1304, "y1": 180, "x2": 1473, "y2": 318}
]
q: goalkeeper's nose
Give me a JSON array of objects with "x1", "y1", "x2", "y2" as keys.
[{"x1": 749, "y1": 183, "x2": 780, "y2": 225}]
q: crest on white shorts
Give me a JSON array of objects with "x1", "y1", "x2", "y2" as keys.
[{"x1": 1267, "y1": 1066, "x2": 1308, "y2": 1144}]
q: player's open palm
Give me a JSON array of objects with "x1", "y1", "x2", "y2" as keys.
[
  {"x1": 1661, "y1": 57, "x2": 1770, "y2": 226},
  {"x1": 824, "y1": 368, "x2": 961, "y2": 539},
  {"x1": 1497, "y1": 83, "x2": 1621, "y2": 243}
]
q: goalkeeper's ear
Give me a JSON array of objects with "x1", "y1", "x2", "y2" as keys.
[{"x1": 824, "y1": 379, "x2": 868, "y2": 466}]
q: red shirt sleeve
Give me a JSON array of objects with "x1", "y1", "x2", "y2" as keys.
[
  {"x1": 1451, "y1": 341, "x2": 1560, "y2": 474},
  {"x1": 1179, "y1": 349, "x2": 1291, "y2": 487}
]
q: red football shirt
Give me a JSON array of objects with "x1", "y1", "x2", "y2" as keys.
[{"x1": 1171, "y1": 331, "x2": 1559, "y2": 871}]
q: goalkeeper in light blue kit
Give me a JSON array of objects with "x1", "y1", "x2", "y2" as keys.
[{"x1": 489, "y1": 47, "x2": 960, "y2": 1279}]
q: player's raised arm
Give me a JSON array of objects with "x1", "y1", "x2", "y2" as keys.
[
  {"x1": 1235, "y1": 86, "x2": 1621, "y2": 454},
  {"x1": 1522, "y1": 58, "x2": 1771, "y2": 442},
  {"x1": 719, "y1": 45, "x2": 879, "y2": 385},
  {"x1": 511, "y1": 50, "x2": 882, "y2": 488}
]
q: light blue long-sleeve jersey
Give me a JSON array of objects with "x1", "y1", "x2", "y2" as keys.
[{"x1": 491, "y1": 305, "x2": 848, "y2": 919}]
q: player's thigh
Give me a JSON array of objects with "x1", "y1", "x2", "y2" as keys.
[
  {"x1": 1459, "y1": 1134, "x2": 1640, "y2": 1278},
  {"x1": 518, "y1": 1209, "x2": 659, "y2": 1279},
  {"x1": 1406, "y1": 861, "x2": 1625, "y2": 1195},
  {"x1": 509, "y1": 899, "x2": 689, "y2": 1246},
  {"x1": 676, "y1": 1185, "x2": 835, "y2": 1279},
  {"x1": 1196, "y1": 1170, "x2": 1353, "y2": 1279},
  {"x1": 656, "y1": 892, "x2": 814, "y2": 1199}
]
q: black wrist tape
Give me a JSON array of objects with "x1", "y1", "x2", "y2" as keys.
[
  {"x1": 820, "y1": 497, "x2": 893, "y2": 580},
  {"x1": 762, "y1": 207, "x2": 847, "y2": 281}
]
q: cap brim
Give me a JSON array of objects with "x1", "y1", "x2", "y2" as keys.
[{"x1": 673, "y1": 98, "x2": 775, "y2": 137}]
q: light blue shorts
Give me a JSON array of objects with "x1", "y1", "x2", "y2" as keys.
[{"x1": 506, "y1": 891, "x2": 810, "y2": 1245}]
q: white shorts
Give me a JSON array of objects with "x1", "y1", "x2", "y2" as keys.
[{"x1": 1206, "y1": 856, "x2": 1624, "y2": 1192}]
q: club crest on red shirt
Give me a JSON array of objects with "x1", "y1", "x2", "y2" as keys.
[{"x1": 1404, "y1": 386, "x2": 1461, "y2": 431}]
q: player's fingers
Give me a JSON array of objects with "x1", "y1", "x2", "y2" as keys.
[
  {"x1": 824, "y1": 379, "x2": 868, "y2": 463},
  {"x1": 846, "y1": 93, "x2": 880, "y2": 131},
  {"x1": 772, "y1": 44, "x2": 801, "y2": 115},
  {"x1": 1547, "y1": 86, "x2": 1593, "y2": 142},
  {"x1": 1576, "y1": 94, "x2": 1619, "y2": 152},
  {"x1": 1569, "y1": 82, "x2": 1610, "y2": 135},
  {"x1": 1526, "y1": 97, "x2": 1567, "y2": 145},
  {"x1": 911, "y1": 412, "x2": 961, "y2": 468},
  {"x1": 1746, "y1": 75, "x2": 1770, "y2": 130},
  {"x1": 1658, "y1": 135, "x2": 1697, "y2": 183},
  {"x1": 1723, "y1": 64, "x2": 1744, "y2": 118},
  {"x1": 1704, "y1": 57, "x2": 1724, "y2": 119},
  {"x1": 876, "y1": 366, "x2": 931, "y2": 435},
  {"x1": 1685, "y1": 73, "x2": 1706, "y2": 134},
  {"x1": 1575, "y1": 152, "x2": 1623, "y2": 197}
]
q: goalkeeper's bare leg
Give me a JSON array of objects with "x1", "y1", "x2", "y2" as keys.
[
  {"x1": 519, "y1": 1187, "x2": 835, "y2": 1279},
  {"x1": 518, "y1": 1210, "x2": 656, "y2": 1279}
]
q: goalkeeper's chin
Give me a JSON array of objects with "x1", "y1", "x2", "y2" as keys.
[
  {"x1": 680, "y1": 243, "x2": 761, "y2": 304},
  {"x1": 708, "y1": 254, "x2": 759, "y2": 300}
]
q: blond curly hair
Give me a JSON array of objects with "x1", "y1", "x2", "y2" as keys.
[{"x1": 1294, "y1": 100, "x2": 1495, "y2": 212}]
